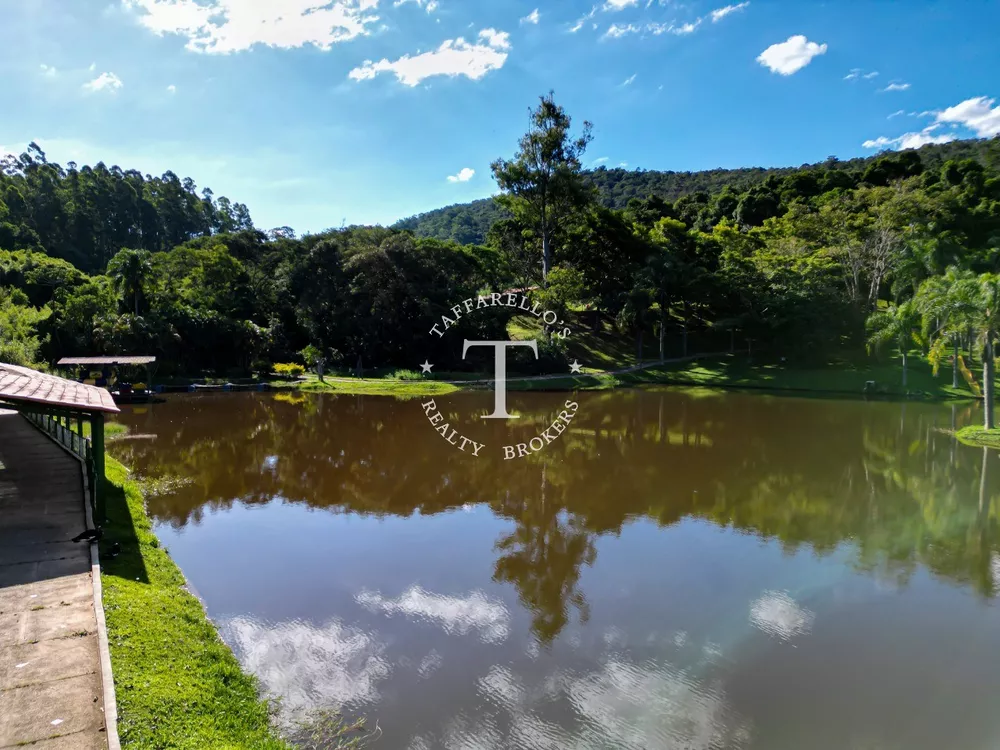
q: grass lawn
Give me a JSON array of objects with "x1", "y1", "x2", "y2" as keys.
[
  {"x1": 956, "y1": 425, "x2": 1000, "y2": 449},
  {"x1": 268, "y1": 353, "x2": 980, "y2": 400},
  {"x1": 288, "y1": 373, "x2": 462, "y2": 397},
  {"x1": 614, "y1": 353, "x2": 977, "y2": 400},
  {"x1": 100, "y1": 458, "x2": 292, "y2": 749}
]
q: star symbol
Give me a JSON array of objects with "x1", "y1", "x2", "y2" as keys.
[
  {"x1": 569, "y1": 360, "x2": 583, "y2": 374},
  {"x1": 420, "y1": 360, "x2": 434, "y2": 374}
]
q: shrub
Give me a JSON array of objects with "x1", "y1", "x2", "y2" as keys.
[
  {"x1": 250, "y1": 358, "x2": 272, "y2": 376},
  {"x1": 273, "y1": 362, "x2": 306, "y2": 378},
  {"x1": 389, "y1": 369, "x2": 424, "y2": 380}
]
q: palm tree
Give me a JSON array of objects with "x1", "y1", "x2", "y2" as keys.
[
  {"x1": 918, "y1": 270, "x2": 1000, "y2": 428},
  {"x1": 917, "y1": 266, "x2": 976, "y2": 388},
  {"x1": 107, "y1": 248, "x2": 153, "y2": 315},
  {"x1": 866, "y1": 299, "x2": 922, "y2": 388},
  {"x1": 970, "y1": 274, "x2": 1000, "y2": 429}
]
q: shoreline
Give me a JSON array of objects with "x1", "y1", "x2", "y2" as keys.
[
  {"x1": 99, "y1": 457, "x2": 293, "y2": 749},
  {"x1": 255, "y1": 354, "x2": 981, "y2": 403}
]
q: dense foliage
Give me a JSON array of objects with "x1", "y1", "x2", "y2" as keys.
[
  {"x1": 396, "y1": 138, "x2": 998, "y2": 244},
  {"x1": 2, "y1": 99, "x2": 1000, "y2": 395},
  {"x1": 0, "y1": 143, "x2": 253, "y2": 274}
]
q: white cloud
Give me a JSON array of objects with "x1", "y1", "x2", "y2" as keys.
[
  {"x1": 936, "y1": 96, "x2": 1000, "y2": 137},
  {"x1": 83, "y1": 72, "x2": 124, "y2": 92},
  {"x1": 603, "y1": 22, "x2": 638, "y2": 38},
  {"x1": 673, "y1": 19, "x2": 701, "y2": 34},
  {"x1": 756, "y1": 35, "x2": 827, "y2": 75},
  {"x1": 569, "y1": 5, "x2": 597, "y2": 32},
  {"x1": 593, "y1": 156, "x2": 609, "y2": 164},
  {"x1": 520, "y1": 8, "x2": 539, "y2": 25},
  {"x1": 604, "y1": 0, "x2": 637, "y2": 9},
  {"x1": 862, "y1": 124, "x2": 956, "y2": 151},
  {"x1": 40, "y1": 64, "x2": 57, "y2": 77},
  {"x1": 349, "y1": 28, "x2": 509, "y2": 86},
  {"x1": 446, "y1": 167, "x2": 475, "y2": 183},
  {"x1": 622, "y1": 73, "x2": 636, "y2": 86},
  {"x1": 88, "y1": 62, "x2": 96, "y2": 72},
  {"x1": 749, "y1": 591, "x2": 814, "y2": 641},
  {"x1": 710, "y1": 2, "x2": 748, "y2": 22},
  {"x1": 845, "y1": 68, "x2": 877, "y2": 81},
  {"x1": 123, "y1": 0, "x2": 381, "y2": 54},
  {"x1": 887, "y1": 109, "x2": 905, "y2": 119},
  {"x1": 166, "y1": 84, "x2": 177, "y2": 93},
  {"x1": 356, "y1": 586, "x2": 510, "y2": 643},
  {"x1": 646, "y1": 19, "x2": 702, "y2": 35},
  {"x1": 478, "y1": 27, "x2": 510, "y2": 49},
  {"x1": 882, "y1": 81, "x2": 910, "y2": 92},
  {"x1": 394, "y1": 0, "x2": 437, "y2": 12}
]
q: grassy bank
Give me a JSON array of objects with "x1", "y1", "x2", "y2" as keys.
[
  {"x1": 272, "y1": 354, "x2": 979, "y2": 401},
  {"x1": 99, "y1": 457, "x2": 292, "y2": 749},
  {"x1": 955, "y1": 425, "x2": 1000, "y2": 449}
]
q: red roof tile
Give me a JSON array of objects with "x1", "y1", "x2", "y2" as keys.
[{"x1": 0, "y1": 362, "x2": 119, "y2": 413}]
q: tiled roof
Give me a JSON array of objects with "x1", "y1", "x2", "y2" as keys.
[
  {"x1": 57, "y1": 356, "x2": 156, "y2": 365},
  {"x1": 0, "y1": 362, "x2": 119, "y2": 413}
]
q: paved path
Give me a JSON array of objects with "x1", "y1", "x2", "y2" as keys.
[{"x1": 0, "y1": 411, "x2": 109, "y2": 749}]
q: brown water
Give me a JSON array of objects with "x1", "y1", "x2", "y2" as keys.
[{"x1": 110, "y1": 388, "x2": 1000, "y2": 750}]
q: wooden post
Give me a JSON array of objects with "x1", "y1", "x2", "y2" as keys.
[{"x1": 92, "y1": 413, "x2": 106, "y2": 524}]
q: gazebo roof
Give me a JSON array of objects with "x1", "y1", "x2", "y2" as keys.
[
  {"x1": 0, "y1": 362, "x2": 119, "y2": 414},
  {"x1": 57, "y1": 356, "x2": 156, "y2": 366}
]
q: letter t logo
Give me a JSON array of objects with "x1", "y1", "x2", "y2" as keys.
[{"x1": 462, "y1": 340, "x2": 538, "y2": 419}]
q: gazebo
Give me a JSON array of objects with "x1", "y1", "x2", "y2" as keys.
[
  {"x1": 57, "y1": 355, "x2": 157, "y2": 402},
  {"x1": 0, "y1": 362, "x2": 120, "y2": 520}
]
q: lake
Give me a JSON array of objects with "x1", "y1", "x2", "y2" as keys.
[{"x1": 109, "y1": 388, "x2": 1000, "y2": 750}]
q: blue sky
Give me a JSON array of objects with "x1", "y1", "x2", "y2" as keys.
[{"x1": 2, "y1": 0, "x2": 999, "y2": 234}]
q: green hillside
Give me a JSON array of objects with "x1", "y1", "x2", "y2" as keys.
[{"x1": 394, "y1": 138, "x2": 997, "y2": 244}]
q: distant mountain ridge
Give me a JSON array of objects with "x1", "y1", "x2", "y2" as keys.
[{"x1": 393, "y1": 138, "x2": 996, "y2": 245}]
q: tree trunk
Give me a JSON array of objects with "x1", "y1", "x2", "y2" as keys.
[
  {"x1": 901, "y1": 346, "x2": 907, "y2": 389},
  {"x1": 659, "y1": 307, "x2": 666, "y2": 363},
  {"x1": 984, "y1": 332, "x2": 995, "y2": 429},
  {"x1": 637, "y1": 329, "x2": 643, "y2": 365},
  {"x1": 541, "y1": 230, "x2": 551, "y2": 282},
  {"x1": 953, "y1": 335, "x2": 959, "y2": 388},
  {"x1": 730, "y1": 329, "x2": 735, "y2": 354},
  {"x1": 681, "y1": 303, "x2": 689, "y2": 358}
]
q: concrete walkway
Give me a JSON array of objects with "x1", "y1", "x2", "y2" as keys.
[{"x1": 0, "y1": 411, "x2": 109, "y2": 749}]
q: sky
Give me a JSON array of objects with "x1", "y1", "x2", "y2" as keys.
[{"x1": 2, "y1": 0, "x2": 999, "y2": 234}]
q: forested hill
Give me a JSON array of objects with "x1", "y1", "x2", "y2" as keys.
[
  {"x1": 395, "y1": 137, "x2": 997, "y2": 245},
  {"x1": 0, "y1": 143, "x2": 254, "y2": 274}
]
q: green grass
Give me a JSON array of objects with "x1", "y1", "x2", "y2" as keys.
[
  {"x1": 80, "y1": 421, "x2": 128, "y2": 440},
  {"x1": 624, "y1": 354, "x2": 976, "y2": 399},
  {"x1": 99, "y1": 458, "x2": 293, "y2": 749},
  {"x1": 270, "y1": 353, "x2": 980, "y2": 401},
  {"x1": 956, "y1": 425, "x2": 1000, "y2": 449},
  {"x1": 290, "y1": 373, "x2": 462, "y2": 397}
]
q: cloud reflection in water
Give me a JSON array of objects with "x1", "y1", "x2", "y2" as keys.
[
  {"x1": 356, "y1": 585, "x2": 511, "y2": 643},
  {"x1": 220, "y1": 615, "x2": 391, "y2": 719}
]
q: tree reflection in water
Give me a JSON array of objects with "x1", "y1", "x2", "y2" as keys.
[{"x1": 111, "y1": 389, "x2": 1000, "y2": 647}]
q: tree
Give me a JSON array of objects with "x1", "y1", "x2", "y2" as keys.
[
  {"x1": 917, "y1": 266, "x2": 976, "y2": 388},
  {"x1": 917, "y1": 271, "x2": 1000, "y2": 427},
  {"x1": 491, "y1": 92, "x2": 593, "y2": 282},
  {"x1": 866, "y1": 299, "x2": 922, "y2": 388},
  {"x1": 107, "y1": 248, "x2": 153, "y2": 315}
]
